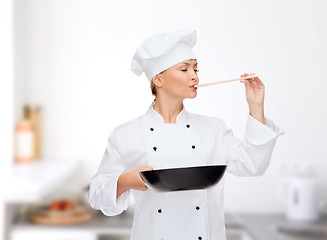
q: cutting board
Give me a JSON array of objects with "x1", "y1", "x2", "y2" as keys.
[{"x1": 29, "y1": 206, "x2": 92, "y2": 225}]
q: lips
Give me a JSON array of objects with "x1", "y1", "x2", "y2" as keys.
[{"x1": 190, "y1": 84, "x2": 197, "y2": 90}]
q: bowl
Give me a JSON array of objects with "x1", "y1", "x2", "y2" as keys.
[{"x1": 139, "y1": 165, "x2": 226, "y2": 191}]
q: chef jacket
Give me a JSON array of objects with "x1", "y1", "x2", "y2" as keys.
[{"x1": 88, "y1": 100, "x2": 285, "y2": 240}]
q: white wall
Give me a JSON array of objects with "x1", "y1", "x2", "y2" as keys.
[
  {"x1": 1, "y1": 0, "x2": 14, "y2": 238},
  {"x1": 14, "y1": 0, "x2": 327, "y2": 213}
]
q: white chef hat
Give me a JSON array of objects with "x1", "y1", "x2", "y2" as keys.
[{"x1": 130, "y1": 28, "x2": 197, "y2": 82}]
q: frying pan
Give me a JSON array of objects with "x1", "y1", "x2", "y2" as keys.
[{"x1": 139, "y1": 165, "x2": 226, "y2": 191}]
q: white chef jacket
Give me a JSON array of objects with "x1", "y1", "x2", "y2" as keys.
[{"x1": 88, "y1": 100, "x2": 285, "y2": 240}]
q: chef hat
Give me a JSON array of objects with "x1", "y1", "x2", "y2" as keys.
[{"x1": 130, "y1": 28, "x2": 197, "y2": 82}]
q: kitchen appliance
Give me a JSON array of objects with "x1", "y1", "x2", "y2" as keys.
[
  {"x1": 279, "y1": 160, "x2": 326, "y2": 222},
  {"x1": 139, "y1": 165, "x2": 226, "y2": 191},
  {"x1": 282, "y1": 176, "x2": 325, "y2": 221}
]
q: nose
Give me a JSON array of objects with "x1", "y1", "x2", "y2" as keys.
[
  {"x1": 192, "y1": 75, "x2": 199, "y2": 83},
  {"x1": 192, "y1": 71, "x2": 199, "y2": 79}
]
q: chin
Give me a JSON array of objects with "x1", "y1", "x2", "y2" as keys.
[{"x1": 187, "y1": 93, "x2": 197, "y2": 99}]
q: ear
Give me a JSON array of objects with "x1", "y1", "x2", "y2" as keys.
[{"x1": 152, "y1": 73, "x2": 164, "y2": 88}]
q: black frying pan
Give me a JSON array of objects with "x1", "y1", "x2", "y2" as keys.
[{"x1": 139, "y1": 165, "x2": 226, "y2": 191}]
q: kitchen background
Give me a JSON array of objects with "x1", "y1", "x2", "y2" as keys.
[{"x1": 1, "y1": 0, "x2": 326, "y2": 240}]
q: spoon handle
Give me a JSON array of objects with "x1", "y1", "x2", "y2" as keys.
[{"x1": 195, "y1": 74, "x2": 260, "y2": 88}]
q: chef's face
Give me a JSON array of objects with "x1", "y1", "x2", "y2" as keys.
[{"x1": 155, "y1": 59, "x2": 199, "y2": 100}]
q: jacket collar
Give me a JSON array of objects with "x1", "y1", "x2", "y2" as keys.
[{"x1": 147, "y1": 100, "x2": 186, "y2": 124}]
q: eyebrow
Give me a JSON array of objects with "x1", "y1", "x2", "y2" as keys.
[{"x1": 180, "y1": 62, "x2": 198, "y2": 66}]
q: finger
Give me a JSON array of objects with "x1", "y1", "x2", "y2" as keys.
[
  {"x1": 240, "y1": 78, "x2": 249, "y2": 84},
  {"x1": 250, "y1": 73, "x2": 256, "y2": 80},
  {"x1": 240, "y1": 76, "x2": 247, "y2": 82},
  {"x1": 245, "y1": 73, "x2": 252, "y2": 80}
]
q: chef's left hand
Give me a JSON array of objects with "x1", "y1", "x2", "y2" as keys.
[{"x1": 240, "y1": 73, "x2": 265, "y2": 106}]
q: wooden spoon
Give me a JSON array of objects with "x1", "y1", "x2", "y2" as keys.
[{"x1": 194, "y1": 74, "x2": 260, "y2": 88}]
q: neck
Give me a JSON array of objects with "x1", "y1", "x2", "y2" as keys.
[{"x1": 153, "y1": 97, "x2": 183, "y2": 124}]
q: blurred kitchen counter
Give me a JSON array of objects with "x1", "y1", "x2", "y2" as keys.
[
  {"x1": 232, "y1": 213, "x2": 327, "y2": 240},
  {"x1": 11, "y1": 210, "x2": 327, "y2": 240}
]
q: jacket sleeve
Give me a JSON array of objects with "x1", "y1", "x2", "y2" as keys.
[
  {"x1": 221, "y1": 114, "x2": 285, "y2": 176},
  {"x1": 88, "y1": 128, "x2": 131, "y2": 216}
]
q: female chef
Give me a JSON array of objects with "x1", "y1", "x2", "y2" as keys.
[{"x1": 88, "y1": 29, "x2": 285, "y2": 240}]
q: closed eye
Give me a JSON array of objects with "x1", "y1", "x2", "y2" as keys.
[{"x1": 181, "y1": 69, "x2": 199, "y2": 72}]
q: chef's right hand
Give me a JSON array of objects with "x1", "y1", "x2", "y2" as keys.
[{"x1": 127, "y1": 166, "x2": 153, "y2": 191}]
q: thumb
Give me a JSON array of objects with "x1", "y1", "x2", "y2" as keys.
[{"x1": 140, "y1": 166, "x2": 153, "y2": 171}]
